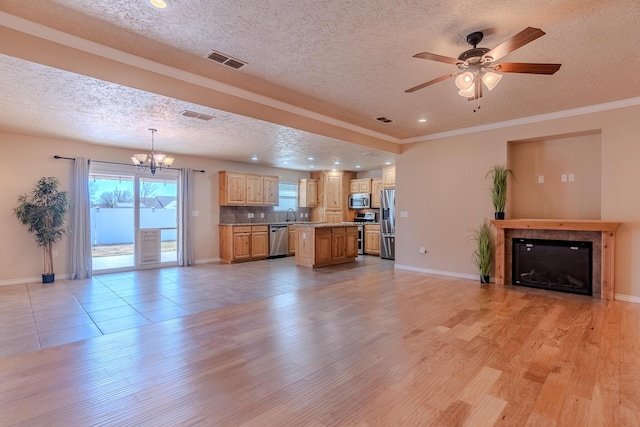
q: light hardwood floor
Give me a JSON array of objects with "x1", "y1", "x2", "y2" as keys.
[{"x1": 1, "y1": 256, "x2": 639, "y2": 426}]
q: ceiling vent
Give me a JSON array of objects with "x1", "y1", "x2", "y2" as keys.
[
  {"x1": 180, "y1": 110, "x2": 214, "y2": 121},
  {"x1": 375, "y1": 116, "x2": 394, "y2": 124},
  {"x1": 205, "y1": 50, "x2": 247, "y2": 70}
]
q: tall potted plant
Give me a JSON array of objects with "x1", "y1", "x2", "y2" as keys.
[
  {"x1": 473, "y1": 219, "x2": 493, "y2": 283},
  {"x1": 486, "y1": 165, "x2": 514, "y2": 220},
  {"x1": 14, "y1": 177, "x2": 69, "y2": 283}
]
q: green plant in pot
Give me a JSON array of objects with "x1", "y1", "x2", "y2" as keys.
[
  {"x1": 473, "y1": 219, "x2": 494, "y2": 283},
  {"x1": 14, "y1": 177, "x2": 69, "y2": 284},
  {"x1": 486, "y1": 165, "x2": 514, "y2": 220}
]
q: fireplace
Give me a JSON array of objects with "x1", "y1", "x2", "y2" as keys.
[
  {"x1": 512, "y1": 238, "x2": 592, "y2": 296},
  {"x1": 490, "y1": 219, "x2": 621, "y2": 300}
]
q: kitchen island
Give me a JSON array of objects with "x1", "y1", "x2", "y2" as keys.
[{"x1": 295, "y1": 223, "x2": 359, "y2": 267}]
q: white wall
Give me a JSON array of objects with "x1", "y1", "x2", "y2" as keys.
[
  {"x1": 395, "y1": 103, "x2": 640, "y2": 299},
  {"x1": 0, "y1": 133, "x2": 309, "y2": 283}
]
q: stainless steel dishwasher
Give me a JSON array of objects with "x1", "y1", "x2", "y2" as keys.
[{"x1": 268, "y1": 224, "x2": 289, "y2": 258}]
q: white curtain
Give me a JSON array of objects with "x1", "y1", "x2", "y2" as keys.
[
  {"x1": 178, "y1": 168, "x2": 194, "y2": 266},
  {"x1": 70, "y1": 157, "x2": 93, "y2": 279}
]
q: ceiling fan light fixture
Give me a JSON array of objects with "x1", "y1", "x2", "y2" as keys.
[
  {"x1": 455, "y1": 72, "x2": 474, "y2": 90},
  {"x1": 482, "y1": 71, "x2": 503, "y2": 91},
  {"x1": 458, "y1": 85, "x2": 476, "y2": 98}
]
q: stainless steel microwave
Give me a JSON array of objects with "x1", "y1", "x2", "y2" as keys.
[{"x1": 349, "y1": 193, "x2": 371, "y2": 209}]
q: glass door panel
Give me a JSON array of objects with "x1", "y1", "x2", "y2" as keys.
[
  {"x1": 139, "y1": 177, "x2": 178, "y2": 264},
  {"x1": 89, "y1": 173, "x2": 135, "y2": 271}
]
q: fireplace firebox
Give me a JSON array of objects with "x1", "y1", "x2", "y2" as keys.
[{"x1": 512, "y1": 238, "x2": 592, "y2": 296}]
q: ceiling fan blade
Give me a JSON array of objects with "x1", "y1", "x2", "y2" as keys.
[
  {"x1": 413, "y1": 52, "x2": 461, "y2": 65},
  {"x1": 484, "y1": 27, "x2": 546, "y2": 62},
  {"x1": 405, "y1": 73, "x2": 455, "y2": 93},
  {"x1": 494, "y1": 62, "x2": 561, "y2": 74}
]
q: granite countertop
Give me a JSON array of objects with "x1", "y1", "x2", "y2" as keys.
[
  {"x1": 294, "y1": 222, "x2": 360, "y2": 228},
  {"x1": 219, "y1": 221, "x2": 324, "y2": 226}
]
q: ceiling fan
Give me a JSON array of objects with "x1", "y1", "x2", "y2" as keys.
[{"x1": 405, "y1": 27, "x2": 561, "y2": 100}]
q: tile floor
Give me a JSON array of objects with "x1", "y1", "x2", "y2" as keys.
[{"x1": 0, "y1": 255, "x2": 391, "y2": 358}]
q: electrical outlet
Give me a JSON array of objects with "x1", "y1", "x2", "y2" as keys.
[
  {"x1": 537, "y1": 175, "x2": 544, "y2": 184},
  {"x1": 192, "y1": 210, "x2": 199, "y2": 217},
  {"x1": 568, "y1": 173, "x2": 575, "y2": 182},
  {"x1": 260, "y1": 213, "x2": 264, "y2": 218},
  {"x1": 52, "y1": 250, "x2": 58, "y2": 258},
  {"x1": 561, "y1": 174, "x2": 567, "y2": 182},
  {"x1": 400, "y1": 211, "x2": 409, "y2": 218}
]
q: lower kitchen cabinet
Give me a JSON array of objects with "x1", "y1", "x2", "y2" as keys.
[
  {"x1": 219, "y1": 225, "x2": 268, "y2": 263},
  {"x1": 295, "y1": 224, "x2": 358, "y2": 267},
  {"x1": 288, "y1": 225, "x2": 297, "y2": 256},
  {"x1": 364, "y1": 224, "x2": 380, "y2": 255}
]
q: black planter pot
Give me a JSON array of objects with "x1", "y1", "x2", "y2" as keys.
[
  {"x1": 494, "y1": 212, "x2": 505, "y2": 220},
  {"x1": 42, "y1": 273, "x2": 55, "y2": 284},
  {"x1": 480, "y1": 275, "x2": 490, "y2": 284}
]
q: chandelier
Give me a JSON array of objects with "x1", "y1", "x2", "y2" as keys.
[{"x1": 131, "y1": 128, "x2": 174, "y2": 175}]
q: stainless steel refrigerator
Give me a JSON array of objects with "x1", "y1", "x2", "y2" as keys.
[{"x1": 380, "y1": 189, "x2": 395, "y2": 260}]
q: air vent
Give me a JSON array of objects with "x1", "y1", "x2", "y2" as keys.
[
  {"x1": 180, "y1": 110, "x2": 214, "y2": 121},
  {"x1": 205, "y1": 50, "x2": 247, "y2": 70},
  {"x1": 375, "y1": 116, "x2": 394, "y2": 124}
]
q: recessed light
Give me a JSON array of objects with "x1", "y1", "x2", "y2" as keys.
[
  {"x1": 418, "y1": 118, "x2": 427, "y2": 123},
  {"x1": 334, "y1": 161, "x2": 340, "y2": 165},
  {"x1": 309, "y1": 165, "x2": 315, "y2": 169},
  {"x1": 148, "y1": 0, "x2": 167, "y2": 9},
  {"x1": 385, "y1": 161, "x2": 392, "y2": 165},
  {"x1": 332, "y1": 168, "x2": 337, "y2": 172},
  {"x1": 355, "y1": 165, "x2": 361, "y2": 169},
  {"x1": 307, "y1": 157, "x2": 314, "y2": 161},
  {"x1": 283, "y1": 161, "x2": 289, "y2": 165},
  {"x1": 251, "y1": 155, "x2": 258, "y2": 161}
]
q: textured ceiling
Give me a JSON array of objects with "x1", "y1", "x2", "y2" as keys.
[{"x1": 1, "y1": 1, "x2": 639, "y2": 171}]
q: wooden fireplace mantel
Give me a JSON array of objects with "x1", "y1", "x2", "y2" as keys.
[{"x1": 490, "y1": 219, "x2": 622, "y2": 300}]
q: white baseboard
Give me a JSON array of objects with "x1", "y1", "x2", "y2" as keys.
[
  {"x1": 0, "y1": 273, "x2": 71, "y2": 286},
  {"x1": 615, "y1": 294, "x2": 640, "y2": 304},
  {"x1": 394, "y1": 264, "x2": 480, "y2": 282},
  {"x1": 195, "y1": 258, "x2": 219, "y2": 265}
]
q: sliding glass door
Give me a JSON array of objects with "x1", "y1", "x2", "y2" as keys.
[{"x1": 89, "y1": 164, "x2": 178, "y2": 273}]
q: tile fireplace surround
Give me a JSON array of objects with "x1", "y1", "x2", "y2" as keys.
[{"x1": 490, "y1": 219, "x2": 622, "y2": 300}]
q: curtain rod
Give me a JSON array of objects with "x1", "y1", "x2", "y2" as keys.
[{"x1": 53, "y1": 155, "x2": 205, "y2": 173}]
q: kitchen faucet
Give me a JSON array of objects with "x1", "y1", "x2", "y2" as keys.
[{"x1": 286, "y1": 208, "x2": 297, "y2": 222}]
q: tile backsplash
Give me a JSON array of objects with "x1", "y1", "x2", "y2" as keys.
[{"x1": 220, "y1": 206, "x2": 311, "y2": 224}]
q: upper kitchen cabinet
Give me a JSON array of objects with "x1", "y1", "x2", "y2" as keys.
[
  {"x1": 325, "y1": 172, "x2": 343, "y2": 211},
  {"x1": 349, "y1": 178, "x2": 372, "y2": 194},
  {"x1": 298, "y1": 179, "x2": 318, "y2": 207},
  {"x1": 263, "y1": 176, "x2": 279, "y2": 205},
  {"x1": 219, "y1": 171, "x2": 279, "y2": 206},
  {"x1": 371, "y1": 178, "x2": 383, "y2": 208},
  {"x1": 382, "y1": 166, "x2": 396, "y2": 189}
]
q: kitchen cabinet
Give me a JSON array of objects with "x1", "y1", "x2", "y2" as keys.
[
  {"x1": 219, "y1": 225, "x2": 269, "y2": 263},
  {"x1": 288, "y1": 225, "x2": 297, "y2": 256},
  {"x1": 345, "y1": 226, "x2": 358, "y2": 258},
  {"x1": 349, "y1": 178, "x2": 372, "y2": 194},
  {"x1": 219, "y1": 171, "x2": 279, "y2": 206},
  {"x1": 325, "y1": 172, "x2": 343, "y2": 211},
  {"x1": 246, "y1": 175, "x2": 263, "y2": 205},
  {"x1": 295, "y1": 224, "x2": 359, "y2": 267},
  {"x1": 371, "y1": 178, "x2": 383, "y2": 208},
  {"x1": 309, "y1": 170, "x2": 356, "y2": 223},
  {"x1": 298, "y1": 179, "x2": 318, "y2": 207},
  {"x1": 325, "y1": 211, "x2": 343, "y2": 223},
  {"x1": 364, "y1": 223, "x2": 380, "y2": 255},
  {"x1": 382, "y1": 166, "x2": 396, "y2": 189},
  {"x1": 263, "y1": 176, "x2": 279, "y2": 205}
]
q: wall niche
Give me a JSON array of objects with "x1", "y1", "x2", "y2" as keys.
[{"x1": 507, "y1": 130, "x2": 602, "y2": 220}]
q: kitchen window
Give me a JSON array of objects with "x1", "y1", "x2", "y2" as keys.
[{"x1": 275, "y1": 182, "x2": 297, "y2": 211}]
